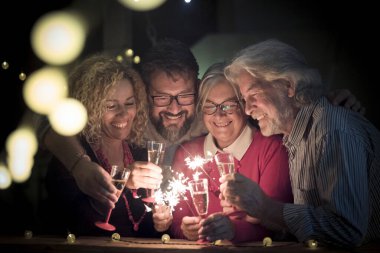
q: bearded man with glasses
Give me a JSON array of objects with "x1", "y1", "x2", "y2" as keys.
[
  {"x1": 33, "y1": 39, "x2": 207, "y2": 214},
  {"x1": 140, "y1": 39, "x2": 207, "y2": 165}
]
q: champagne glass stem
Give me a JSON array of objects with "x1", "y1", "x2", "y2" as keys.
[{"x1": 105, "y1": 208, "x2": 112, "y2": 223}]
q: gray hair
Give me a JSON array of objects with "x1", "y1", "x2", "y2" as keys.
[
  {"x1": 197, "y1": 62, "x2": 244, "y2": 114},
  {"x1": 225, "y1": 39, "x2": 326, "y2": 106}
]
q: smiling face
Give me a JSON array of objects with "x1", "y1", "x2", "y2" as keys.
[
  {"x1": 202, "y1": 79, "x2": 246, "y2": 149},
  {"x1": 149, "y1": 70, "x2": 196, "y2": 142},
  {"x1": 101, "y1": 79, "x2": 136, "y2": 141},
  {"x1": 236, "y1": 70, "x2": 295, "y2": 136}
]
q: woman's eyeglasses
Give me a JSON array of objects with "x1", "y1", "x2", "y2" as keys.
[{"x1": 202, "y1": 100, "x2": 240, "y2": 115}]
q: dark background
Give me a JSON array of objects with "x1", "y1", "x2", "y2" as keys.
[
  {"x1": 0, "y1": 0, "x2": 377, "y2": 234},
  {"x1": 0, "y1": 0, "x2": 378, "y2": 147}
]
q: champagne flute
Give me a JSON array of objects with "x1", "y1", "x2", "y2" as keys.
[
  {"x1": 214, "y1": 152, "x2": 244, "y2": 217},
  {"x1": 188, "y1": 178, "x2": 209, "y2": 218},
  {"x1": 214, "y1": 152, "x2": 235, "y2": 177},
  {"x1": 143, "y1": 140, "x2": 165, "y2": 203},
  {"x1": 189, "y1": 178, "x2": 209, "y2": 244},
  {"x1": 94, "y1": 165, "x2": 131, "y2": 231}
]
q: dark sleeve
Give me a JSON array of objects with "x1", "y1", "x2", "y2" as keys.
[{"x1": 43, "y1": 139, "x2": 106, "y2": 235}]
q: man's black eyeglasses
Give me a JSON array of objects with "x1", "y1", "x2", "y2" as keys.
[{"x1": 151, "y1": 94, "x2": 196, "y2": 107}]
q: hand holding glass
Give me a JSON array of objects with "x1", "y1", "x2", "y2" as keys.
[
  {"x1": 143, "y1": 140, "x2": 165, "y2": 203},
  {"x1": 94, "y1": 165, "x2": 131, "y2": 231}
]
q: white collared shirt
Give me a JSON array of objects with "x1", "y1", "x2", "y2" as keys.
[{"x1": 203, "y1": 124, "x2": 254, "y2": 160}]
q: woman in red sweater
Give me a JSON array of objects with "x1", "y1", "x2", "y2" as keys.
[{"x1": 169, "y1": 62, "x2": 293, "y2": 243}]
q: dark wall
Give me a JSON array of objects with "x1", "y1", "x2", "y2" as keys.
[{"x1": 221, "y1": 0, "x2": 377, "y2": 128}]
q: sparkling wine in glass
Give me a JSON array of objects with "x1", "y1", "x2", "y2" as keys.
[
  {"x1": 214, "y1": 152, "x2": 235, "y2": 177},
  {"x1": 147, "y1": 141, "x2": 165, "y2": 165},
  {"x1": 94, "y1": 165, "x2": 131, "y2": 231},
  {"x1": 214, "y1": 152, "x2": 244, "y2": 217},
  {"x1": 143, "y1": 140, "x2": 165, "y2": 203},
  {"x1": 189, "y1": 178, "x2": 209, "y2": 244},
  {"x1": 189, "y1": 178, "x2": 209, "y2": 217}
]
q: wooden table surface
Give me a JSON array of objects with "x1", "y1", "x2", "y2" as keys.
[{"x1": 0, "y1": 235, "x2": 379, "y2": 253}]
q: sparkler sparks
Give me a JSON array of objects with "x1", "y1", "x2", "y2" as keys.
[
  {"x1": 154, "y1": 171, "x2": 190, "y2": 212},
  {"x1": 184, "y1": 155, "x2": 211, "y2": 180},
  {"x1": 145, "y1": 153, "x2": 214, "y2": 213},
  {"x1": 185, "y1": 155, "x2": 207, "y2": 170}
]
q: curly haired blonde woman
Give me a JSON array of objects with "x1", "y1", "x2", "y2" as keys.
[{"x1": 42, "y1": 54, "x2": 165, "y2": 237}]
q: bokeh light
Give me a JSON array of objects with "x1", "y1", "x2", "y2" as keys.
[
  {"x1": 19, "y1": 72, "x2": 27, "y2": 81},
  {"x1": 125, "y1": 49, "x2": 133, "y2": 57},
  {"x1": 116, "y1": 55, "x2": 123, "y2": 62},
  {"x1": 23, "y1": 67, "x2": 68, "y2": 115},
  {"x1": 1, "y1": 61, "x2": 9, "y2": 70},
  {"x1": 0, "y1": 164, "x2": 12, "y2": 189},
  {"x1": 5, "y1": 127, "x2": 38, "y2": 183},
  {"x1": 133, "y1": 55, "x2": 141, "y2": 64},
  {"x1": 48, "y1": 98, "x2": 87, "y2": 136},
  {"x1": 118, "y1": 0, "x2": 167, "y2": 11},
  {"x1": 7, "y1": 155, "x2": 34, "y2": 183},
  {"x1": 31, "y1": 11, "x2": 86, "y2": 65},
  {"x1": 6, "y1": 127, "x2": 38, "y2": 159}
]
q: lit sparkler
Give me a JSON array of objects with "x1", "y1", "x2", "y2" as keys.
[
  {"x1": 145, "y1": 152, "x2": 214, "y2": 213},
  {"x1": 184, "y1": 155, "x2": 211, "y2": 180},
  {"x1": 154, "y1": 171, "x2": 190, "y2": 212}
]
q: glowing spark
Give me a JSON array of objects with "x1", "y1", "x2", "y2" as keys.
[
  {"x1": 144, "y1": 204, "x2": 152, "y2": 212},
  {"x1": 185, "y1": 155, "x2": 206, "y2": 170},
  {"x1": 154, "y1": 171, "x2": 190, "y2": 212},
  {"x1": 184, "y1": 155, "x2": 213, "y2": 180}
]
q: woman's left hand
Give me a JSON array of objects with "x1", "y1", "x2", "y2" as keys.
[{"x1": 152, "y1": 204, "x2": 173, "y2": 232}]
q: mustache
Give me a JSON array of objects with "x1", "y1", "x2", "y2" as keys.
[{"x1": 159, "y1": 111, "x2": 187, "y2": 117}]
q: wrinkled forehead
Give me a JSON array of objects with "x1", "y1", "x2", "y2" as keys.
[{"x1": 233, "y1": 70, "x2": 271, "y2": 97}]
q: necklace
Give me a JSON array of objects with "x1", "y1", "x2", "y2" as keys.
[
  {"x1": 122, "y1": 194, "x2": 146, "y2": 231},
  {"x1": 96, "y1": 141, "x2": 147, "y2": 231}
]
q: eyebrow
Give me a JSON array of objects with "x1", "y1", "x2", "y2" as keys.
[
  {"x1": 150, "y1": 88, "x2": 194, "y2": 95},
  {"x1": 106, "y1": 95, "x2": 135, "y2": 102},
  {"x1": 205, "y1": 96, "x2": 238, "y2": 104}
]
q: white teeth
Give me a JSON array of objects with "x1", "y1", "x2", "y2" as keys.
[
  {"x1": 253, "y1": 114, "x2": 265, "y2": 121},
  {"x1": 166, "y1": 115, "x2": 182, "y2": 120},
  {"x1": 112, "y1": 123, "x2": 127, "y2": 128},
  {"x1": 215, "y1": 122, "x2": 230, "y2": 127}
]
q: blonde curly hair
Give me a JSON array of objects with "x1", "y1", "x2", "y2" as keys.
[{"x1": 68, "y1": 54, "x2": 148, "y2": 147}]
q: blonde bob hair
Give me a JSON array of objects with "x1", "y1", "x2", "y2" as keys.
[{"x1": 197, "y1": 62, "x2": 245, "y2": 114}]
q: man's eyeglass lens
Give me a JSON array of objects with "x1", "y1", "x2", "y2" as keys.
[{"x1": 151, "y1": 94, "x2": 195, "y2": 107}]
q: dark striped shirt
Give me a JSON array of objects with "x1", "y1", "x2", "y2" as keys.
[{"x1": 282, "y1": 97, "x2": 380, "y2": 247}]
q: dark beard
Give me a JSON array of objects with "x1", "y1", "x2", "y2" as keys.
[{"x1": 151, "y1": 111, "x2": 194, "y2": 143}]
